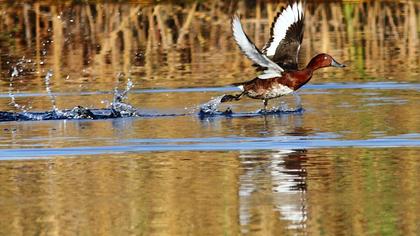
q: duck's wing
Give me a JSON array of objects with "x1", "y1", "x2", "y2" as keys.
[
  {"x1": 262, "y1": 2, "x2": 305, "y2": 71},
  {"x1": 232, "y1": 15, "x2": 284, "y2": 79}
]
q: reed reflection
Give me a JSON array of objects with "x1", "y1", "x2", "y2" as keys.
[
  {"x1": 0, "y1": 148, "x2": 310, "y2": 236},
  {"x1": 1, "y1": 148, "x2": 418, "y2": 235}
]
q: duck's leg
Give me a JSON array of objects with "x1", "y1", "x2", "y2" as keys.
[
  {"x1": 293, "y1": 92, "x2": 302, "y2": 110},
  {"x1": 263, "y1": 99, "x2": 268, "y2": 111},
  {"x1": 221, "y1": 92, "x2": 245, "y2": 103}
]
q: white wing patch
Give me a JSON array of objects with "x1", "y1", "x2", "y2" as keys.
[
  {"x1": 232, "y1": 16, "x2": 284, "y2": 79},
  {"x1": 263, "y1": 2, "x2": 304, "y2": 57}
]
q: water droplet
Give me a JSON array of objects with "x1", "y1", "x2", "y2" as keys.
[{"x1": 44, "y1": 70, "x2": 59, "y2": 112}]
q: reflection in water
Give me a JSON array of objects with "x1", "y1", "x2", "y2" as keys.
[
  {"x1": 238, "y1": 149, "x2": 307, "y2": 234},
  {"x1": 0, "y1": 149, "x2": 309, "y2": 235},
  {"x1": 236, "y1": 115, "x2": 309, "y2": 234},
  {"x1": 0, "y1": 149, "x2": 419, "y2": 235}
]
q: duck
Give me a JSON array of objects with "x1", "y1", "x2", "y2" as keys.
[{"x1": 221, "y1": 1, "x2": 345, "y2": 111}]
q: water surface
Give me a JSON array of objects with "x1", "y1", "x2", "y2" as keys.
[{"x1": 0, "y1": 1, "x2": 419, "y2": 235}]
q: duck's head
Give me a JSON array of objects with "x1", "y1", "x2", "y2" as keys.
[{"x1": 307, "y1": 53, "x2": 346, "y2": 70}]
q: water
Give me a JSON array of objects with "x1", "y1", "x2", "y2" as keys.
[{"x1": 0, "y1": 1, "x2": 420, "y2": 235}]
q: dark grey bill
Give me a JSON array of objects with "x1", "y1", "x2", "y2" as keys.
[{"x1": 331, "y1": 59, "x2": 346, "y2": 68}]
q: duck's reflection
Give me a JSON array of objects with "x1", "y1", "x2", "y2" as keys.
[
  {"x1": 199, "y1": 110, "x2": 310, "y2": 233},
  {"x1": 237, "y1": 149, "x2": 307, "y2": 234},
  {"x1": 233, "y1": 113, "x2": 309, "y2": 233}
]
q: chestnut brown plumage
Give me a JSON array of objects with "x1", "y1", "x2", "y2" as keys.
[{"x1": 221, "y1": 2, "x2": 345, "y2": 111}]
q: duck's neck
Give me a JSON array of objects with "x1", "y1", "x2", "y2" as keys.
[
  {"x1": 289, "y1": 67, "x2": 314, "y2": 91},
  {"x1": 302, "y1": 63, "x2": 316, "y2": 79},
  {"x1": 305, "y1": 56, "x2": 328, "y2": 72}
]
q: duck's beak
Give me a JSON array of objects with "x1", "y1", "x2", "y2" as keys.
[{"x1": 331, "y1": 59, "x2": 346, "y2": 68}]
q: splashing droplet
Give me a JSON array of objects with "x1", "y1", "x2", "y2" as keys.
[
  {"x1": 199, "y1": 95, "x2": 224, "y2": 115},
  {"x1": 110, "y1": 78, "x2": 137, "y2": 117},
  {"x1": 8, "y1": 67, "x2": 29, "y2": 113},
  {"x1": 44, "y1": 70, "x2": 60, "y2": 113}
]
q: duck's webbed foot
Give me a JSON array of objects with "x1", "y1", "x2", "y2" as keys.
[{"x1": 221, "y1": 92, "x2": 244, "y2": 103}]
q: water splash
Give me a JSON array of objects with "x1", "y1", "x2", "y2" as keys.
[
  {"x1": 269, "y1": 92, "x2": 303, "y2": 113},
  {"x1": 198, "y1": 95, "x2": 233, "y2": 117},
  {"x1": 199, "y1": 96, "x2": 223, "y2": 114},
  {"x1": 113, "y1": 78, "x2": 134, "y2": 103},
  {"x1": 293, "y1": 92, "x2": 303, "y2": 110},
  {"x1": 0, "y1": 75, "x2": 140, "y2": 122},
  {"x1": 198, "y1": 93, "x2": 303, "y2": 117},
  {"x1": 58, "y1": 106, "x2": 97, "y2": 120},
  {"x1": 8, "y1": 67, "x2": 31, "y2": 112},
  {"x1": 44, "y1": 70, "x2": 59, "y2": 113},
  {"x1": 109, "y1": 78, "x2": 137, "y2": 117}
]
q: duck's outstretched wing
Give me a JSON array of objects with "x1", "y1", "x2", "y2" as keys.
[
  {"x1": 262, "y1": 2, "x2": 305, "y2": 71},
  {"x1": 232, "y1": 15, "x2": 284, "y2": 79}
]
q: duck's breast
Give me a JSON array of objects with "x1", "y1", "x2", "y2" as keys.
[
  {"x1": 243, "y1": 78, "x2": 294, "y2": 99},
  {"x1": 265, "y1": 83, "x2": 294, "y2": 98}
]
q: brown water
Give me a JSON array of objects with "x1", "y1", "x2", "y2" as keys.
[{"x1": 0, "y1": 1, "x2": 420, "y2": 235}]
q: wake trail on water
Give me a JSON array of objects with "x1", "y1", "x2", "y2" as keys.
[
  {"x1": 1, "y1": 70, "x2": 140, "y2": 122},
  {"x1": 1, "y1": 71, "x2": 304, "y2": 122},
  {"x1": 198, "y1": 92, "x2": 304, "y2": 118}
]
